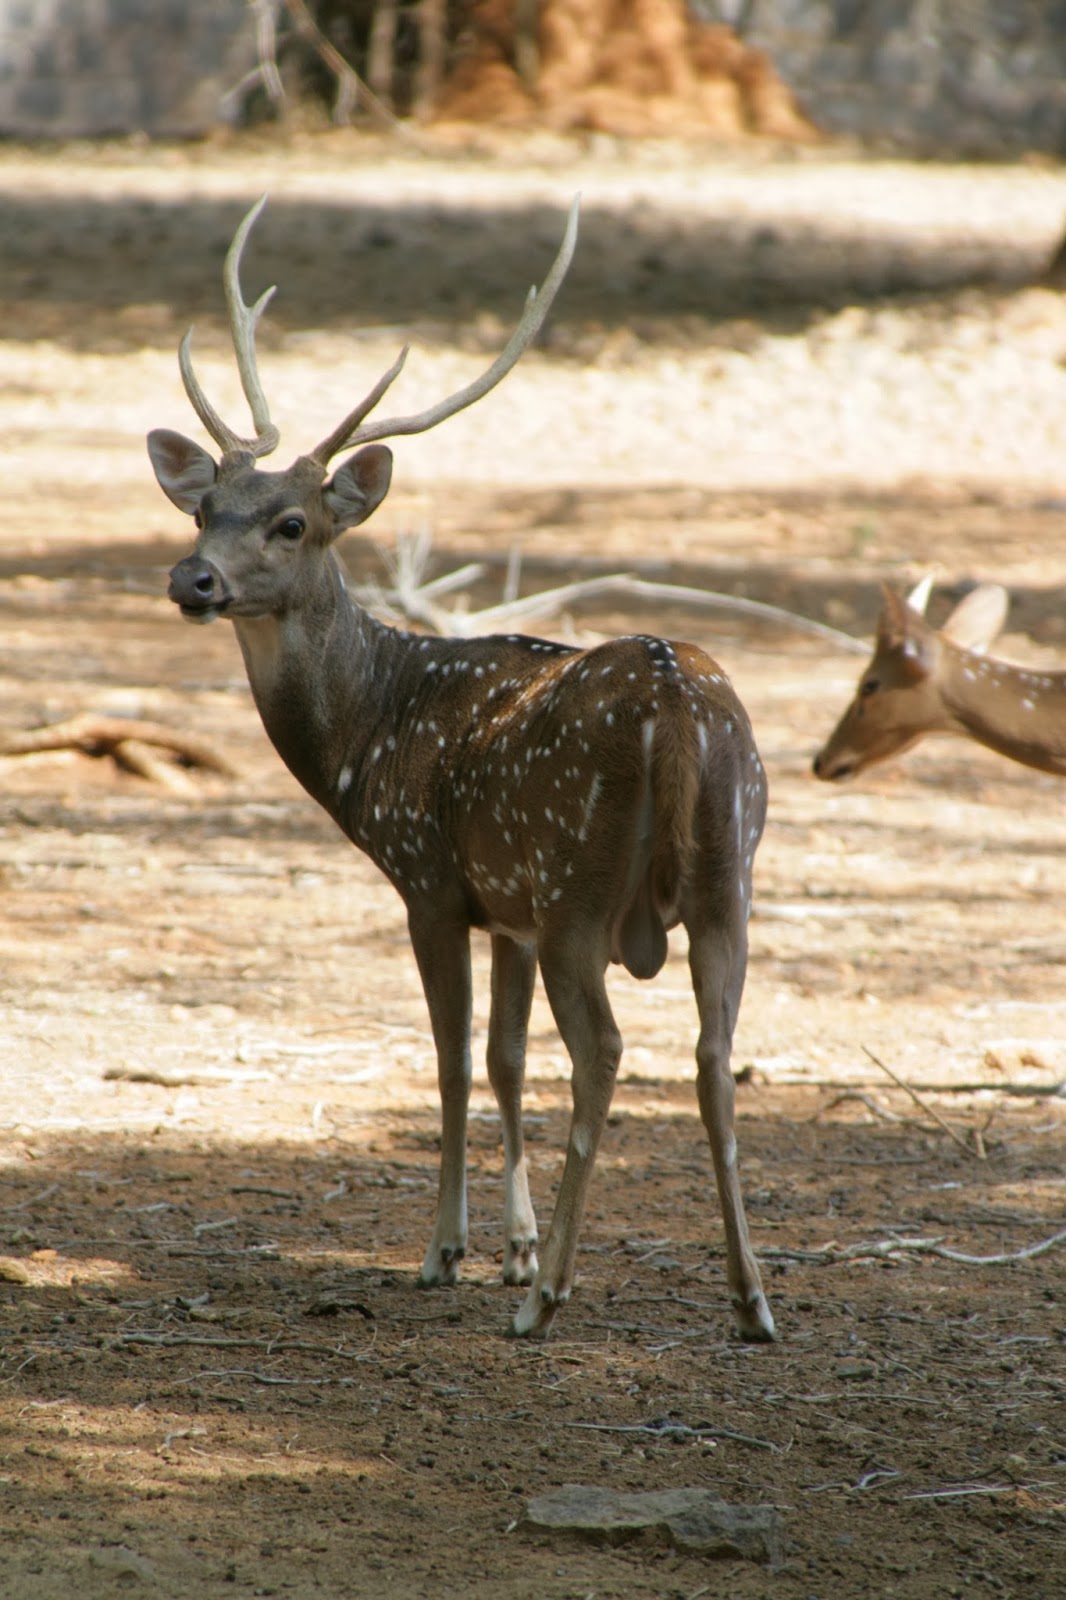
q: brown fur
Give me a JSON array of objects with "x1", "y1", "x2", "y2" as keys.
[{"x1": 148, "y1": 197, "x2": 775, "y2": 1347}]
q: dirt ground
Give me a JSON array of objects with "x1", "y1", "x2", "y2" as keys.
[{"x1": 1, "y1": 131, "x2": 1064, "y2": 1599}]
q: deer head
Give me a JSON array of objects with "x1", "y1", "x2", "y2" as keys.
[
  {"x1": 813, "y1": 581, "x2": 1010, "y2": 780},
  {"x1": 148, "y1": 194, "x2": 579, "y2": 622}
]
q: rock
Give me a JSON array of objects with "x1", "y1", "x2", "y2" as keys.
[
  {"x1": 88, "y1": 1544, "x2": 158, "y2": 1583},
  {"x1": 523, "y1": 1484, "x2": 785, "y2": 1565}
]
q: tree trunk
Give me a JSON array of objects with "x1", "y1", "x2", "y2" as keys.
[
  {"x1": 415, "y1": 0, "x2": 447, "y2": 118},
  {"x1": 367, "y1": 0, "x2": 399, "y2": 109}
]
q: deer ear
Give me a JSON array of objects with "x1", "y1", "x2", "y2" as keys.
[
  {"x1": 895, "y1": 632, "x2": 935, "y2": 682},
  {"x1": 148, "y1": 429, "x2": 218, "y2": 514},
  {"x1": 940, "y1": 583, "x2": 1009, "y2": 651},
  {"x1": 877, "y1": 585, "x2": 911, "y2": 648},
  {"x1": 324, "y1": 444, "x2": 393, "y2": 535},
  {"x1": 878, "y1": 585, "x2": 934, "y2": 680}
]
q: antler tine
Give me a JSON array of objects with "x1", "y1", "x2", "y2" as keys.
[
  {"x1": 308, "y1": 345, "x2": 411, "y2": 468},
  {"x1": 223, "y1": 196, "x2": 280, "y2": 457},
  {"x1": 178, "y1": 195, "x2": 280, "y2": 460},
  {"x1": 311, "y1": 195, "x2": 580, "y2": 465},
  {"x1": 178, "y1": 329, "x2": 242, "y2": 456}
]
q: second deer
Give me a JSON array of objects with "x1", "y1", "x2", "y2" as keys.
[
  {"x1": 814, "y1": 580, "x2": 1066, "y2": 781},
  {"x1": 147, "y1": 198, "x2": 775, "y2": 1343}
]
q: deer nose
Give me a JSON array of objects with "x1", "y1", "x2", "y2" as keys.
[{"x1": 168, "y1": 555, "x2": 228, "y2": 615}]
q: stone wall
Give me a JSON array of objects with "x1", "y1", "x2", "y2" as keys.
[
  {"x1": 732, "y1": 0, "x2": 1066, "y2": 155},
  {"x1": 0, "y1": 0, "x2": 254, "y2": 138}
]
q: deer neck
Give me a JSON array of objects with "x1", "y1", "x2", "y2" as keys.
[
  {"x1": 939, "y1": 642, "x2": 1066, "y2": 775},
  {"x1": 231, "y1": 549, "x2": 402, "y2": 810}
]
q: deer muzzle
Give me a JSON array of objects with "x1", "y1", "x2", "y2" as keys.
[
  {"x1": 168, "y1": 555, "x2": 231, "y2": 622},
  {"x1": 812, "y1": 747, "x2": 856, "y2": 782}
]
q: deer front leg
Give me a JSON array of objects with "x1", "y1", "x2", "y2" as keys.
[
  {"x1": 408, "y1": 913, "x2": 473, "y2": 1287},
  {"x1": 688, "y1": 924, "x2": 775, "y2": 1342},
  {"x1": 512, "y1": 937, "x2": 622, "y2": 1337},
  {"x1": 486, "y1": 934, "x2": 539, "y2": 1286}
]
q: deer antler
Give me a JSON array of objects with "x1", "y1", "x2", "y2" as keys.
[
  {"x1": 308, "y1": 195, "x2": 581, "y2": 466},
  {"x1": 179, "y1": 195, "x2": 281, "y2": 459}
]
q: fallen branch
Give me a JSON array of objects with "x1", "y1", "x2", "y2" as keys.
[
  {"x1": 103, "y1": 1064, "x2": 272, "y2": 1087},
  {"x1": 926, "y1": 1227, "x2": 1066, "y2": 1266},
  {"x1": 761, "y1": 1228, "x2": 1066, "y2": 1267},
  {"x1": 464, "y1": 573, "x2": 871, "y2": 653},
  {"x1": 809, "y1": 1090, "x2": 911, "y2": 1125},
  {"x1": 862, "y1": 1045, "x2": 981, "y2": 1159},
  {"x1": 359, "y1": 535, "x2": 871, "y2": 653},
  {"x1": 0, "y1": 713, "x2": 238, "y2": 787}
]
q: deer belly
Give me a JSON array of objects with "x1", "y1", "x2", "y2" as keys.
[{"x1": 464, "y1": 853, "x2": 539, "y2": 940}]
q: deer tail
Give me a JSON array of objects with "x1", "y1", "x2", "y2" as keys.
[
  {"x1": 649, "y1": 710, "x2": 700, "y2": 915},
  {"x1": 615, "y1": 712, "x2": 700, "y2": 981}
]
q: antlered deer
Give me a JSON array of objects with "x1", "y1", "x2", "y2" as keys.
[
  {"x1": 148, "y1": 197, "x2": 774, "y2": 1341},
  {"x1": 814, "y1": 581, "x2": 1066, "y2": 781}
]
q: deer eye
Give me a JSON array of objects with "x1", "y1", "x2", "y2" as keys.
[
  {"x1": 860, "y1": 677, "x2": 880, "y2": 699},
  {"x1": 274, "y1": 515, "x2": 305, "y2": 542}
]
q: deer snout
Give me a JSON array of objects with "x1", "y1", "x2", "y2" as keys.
[
  {"x1": 812, "y1": 749, "x2": 852, "y2": 782},
  {"x1": 168, "y1": 555, "x2": 230, "y2": 621}
]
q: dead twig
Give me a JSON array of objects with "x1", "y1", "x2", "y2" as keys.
[
  {"x1": 926, "y1": 1228, "x2": 1066, "y2": 1266},
  {"x1": 809, "y1": 1090, "x2": 911, "y2": 1126},
  {"x1": 3, "y1": 1183, "x2": 61, "y2": 1213},
  {"x1": 770, "y1": 1074, "x2": 1064, "y2": 1096},
  {"x1": 225, "y1": 0, "x2": 426, "y2": 144},
  {"x1": 283, "y1": 0, "x2": 415, "y2": 136},
  {"x1": 861, "y1": 1045, "x2": 981, "y2": 1159},
  {"x1": 903, "y1": 1482, "x2": 1057, "y2": 1501},
  {"x1": 0, "y1": 713, "x2": 238, "y2": 785},
  {"x1": 768, "y1": 1391, "x2": 943, "y2": 1407},
  {"x1": 760, "y1": 1229, "x2": 1066, "y2": 1267},
  {"x1": 119, "y1": 1331, "x2": 369, "y2": 1359},
  {"x1": 563, "y1": 1417, "x2": 783, "y2": 1452},
  {"x1": 173, "y1": 1366, "x2": 355, "y2": 1387},
  {"x1": 103, "y1": 1064, "x2": 273, "y2": 1087}
]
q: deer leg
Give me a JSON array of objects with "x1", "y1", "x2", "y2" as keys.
[
  {"x1": 512, "y1": 936, "x2": 621, "y2": 1337},
  {"x1": 487, "y1": 934, "x2": 539, "y2": 1286},
  {"x1": 687, "y1": 921, "x2": 775, "y2": 1342},
  {"x1": 408, "y1": 916, "x2": 473, "y2": 1287}
]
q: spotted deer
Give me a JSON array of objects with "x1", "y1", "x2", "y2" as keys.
[
  {"x1": 814, "y1": 580, "x2": 1066, "y2": 781},
  {"x1": 147, "y1": 197, "x2": 774, "y2": 1342}
]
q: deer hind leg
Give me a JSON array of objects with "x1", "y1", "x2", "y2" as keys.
[
  {"x1": 486, "y1": 934, "x2": 539, "y2": 1286},
  {"x1": 512, "y1": 933, "x2": 622, "y2": 1338},
  {"x1": 408, "y1": 915, "x2": 473, "y2": 1288},
  {"x1": 687, "y1": 917, "x2": 775, "y2": 1342}
]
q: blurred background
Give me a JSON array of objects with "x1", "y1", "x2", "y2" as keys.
[{"x1": 1, "y1": 9, "x2": 1064, "y2": 1600}]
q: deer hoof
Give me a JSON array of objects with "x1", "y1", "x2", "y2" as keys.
[
  {"x1": 502, "y1": 1235, "x2": 538, "y2": 1286},
  {"x1": 418, "y1": 1242, "x2": 465, "y2": 1288},
  {"x1": 733, "y1": 1289, "x2": 775, "y2": 1342},
  {"x1": 509, "y1": 1278, "x2": 568, "y2": 1338}
]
